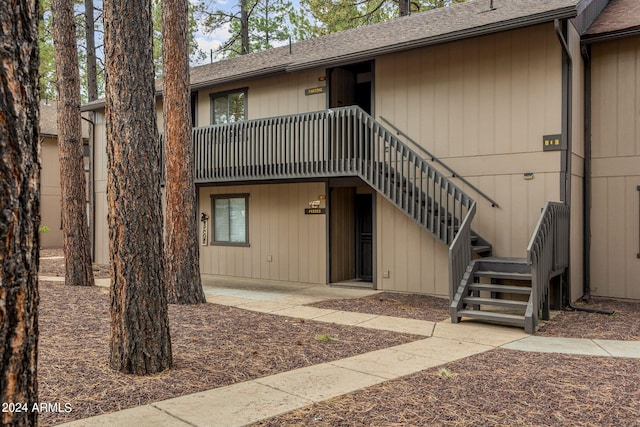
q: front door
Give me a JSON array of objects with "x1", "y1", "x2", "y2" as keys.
[{"x1": 355, "y1": 194, "x2": 373, "y2": 282}]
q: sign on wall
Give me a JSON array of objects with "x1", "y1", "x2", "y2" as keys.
[
  {"x1": 543, "y1": 134, "x2": 563, "y2": 151},
  {"x1": 200, "y1": 213, "x2": 209, "y2": 245},
  {"x1": 305, "y1": 86, "x2": 325, "y2": 96}
]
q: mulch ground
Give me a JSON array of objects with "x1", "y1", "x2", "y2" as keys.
[
  {"x1": 37, "y1": 249, "x2": 640, "y2": 426},
  {"x1": 253, "y1": 349, "x2": 640, "y2": 426}
]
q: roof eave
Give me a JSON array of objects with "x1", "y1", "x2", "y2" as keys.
[
  {"x1": 287, "y1": 6, "x2": 578, "y2": 72},
  {"x1": 189, "y1": 64, "x2": 290, "y2": 91},
  {"x1": 582, "y1": 27, "x2": 640, "y2": 44}
]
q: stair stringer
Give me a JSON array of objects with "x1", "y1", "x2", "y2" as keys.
[{"x1": 450, "y1": 260, "x2": 480, "y2": 323}]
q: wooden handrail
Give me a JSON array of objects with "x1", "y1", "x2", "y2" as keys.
[{"x1": 379, "y1": 115, "x2": 500, "y2": 209}]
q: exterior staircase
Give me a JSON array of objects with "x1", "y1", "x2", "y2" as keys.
[
  {"x1": 175, "y1": 106, "x2": 570, "y2": 333},
  {"x1": 451, "y1": 257, "x2": 534, "y2": 332}
]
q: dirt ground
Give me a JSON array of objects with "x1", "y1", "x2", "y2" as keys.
[{"x1": 37, "y1": 250, "x2": 640, "y2": 426}]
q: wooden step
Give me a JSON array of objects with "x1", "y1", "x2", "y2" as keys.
[
  {"x1": 474, "y1": 270, "x2": 532, "y2": 281},
  {"x1": 462, "y1": 296, "x2": 529, "y2": 310},
  {"x1": 472, "y1": 245, "x2": 492, "y2": 255},
  {"x1": 457, "y1": 309, "x2": 526, "y2": 327},
  {"x1": 468, "y1": 283, "x2": 532, "y2": 295}
]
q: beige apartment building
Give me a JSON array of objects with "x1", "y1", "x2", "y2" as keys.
[{"x1": 83, "y1": 0, "x2": 639, "y2": 332}]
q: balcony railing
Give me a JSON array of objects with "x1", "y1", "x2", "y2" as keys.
[{"x1": 162, "y1": 106, "x2": 476, "y2": 295}]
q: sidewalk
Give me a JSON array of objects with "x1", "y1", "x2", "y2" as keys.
[{"x1": 55, "y1": 275, "x2": 640, "y2": 427}]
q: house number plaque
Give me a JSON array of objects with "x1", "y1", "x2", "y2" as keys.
[{"x1": 200, "y1": 213, "x2": 209, "y2": 245}]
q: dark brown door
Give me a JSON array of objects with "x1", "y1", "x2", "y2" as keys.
[{"x1": 355, "y1": 194, "x2": 373, "y2": 282}]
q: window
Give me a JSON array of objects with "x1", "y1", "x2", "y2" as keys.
[
  {"x1": 210, "y1": 89, "x2": 247, "y2": 125},
  {"x1": 191, "y1": 92, "x2": 198, "y2": 126},
  {"x1": 212, "y1": 194, "x2": 249, "y2": 246}
]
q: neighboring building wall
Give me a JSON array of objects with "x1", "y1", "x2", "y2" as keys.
[
  {"x1": 93, "y1": 111, "x2": 109, "y2": 264},
  {"x1": 198, "y1": 182, "x2": 327, "y2": 284},
  {"x1": 40, "y1": 136, "x2": 63, "y2": 248},
  {"x1": 569, "y1": 21, "x2": 585, "y2": 302},
  {"x1": 590, "y1": 35, "x2": 640, "y2": 300},
  {"x1": 374, "y1": 23, "x2": 563, "y2": 292}
]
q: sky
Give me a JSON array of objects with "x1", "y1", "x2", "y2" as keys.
[{"x1": 190, "y1": 0, "x2": 301, "y2": 66}]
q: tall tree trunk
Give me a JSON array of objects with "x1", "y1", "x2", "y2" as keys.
[
  {"x1": 84, "y1": 0, "x2": 97, "y2": 262},
  {"x1": 240, "y1": 0, "x2": 250, "y2": 54},
  {"x1": 0, "y1": 0, "x2": 41, "y2": 424},
  {"x1": 84, "y1": 0, "x2": 98, "y2": 102},
  {"x1": 162, "y1": 0, "x2": 206, "y2": 304},
  {"x1": 398, "y1": 0, "x2": 409, "y2": 16},
  {"x1": 52, "y1": 0, "x2": 95, "y2": 288},
  {"x1": 104, "y1": 0, "x2": 173, "y2": 374}
]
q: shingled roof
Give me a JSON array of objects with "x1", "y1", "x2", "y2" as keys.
[
  {"x1": 84, "y1": 0, "x2": 585, "y2": 111},
  {"x1": 40, "y1": 101, "x2": 90, "y2": 139},
  {"x1": 189, "y1": 0, "x2": 582, "y2": 88},
  {"x1": 583, "y1": 0, "x2": 640, "y2": 42}
]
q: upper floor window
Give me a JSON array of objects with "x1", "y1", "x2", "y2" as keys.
[{"x1": 210, "y1": 89, "x2": 247, "y2": 125}]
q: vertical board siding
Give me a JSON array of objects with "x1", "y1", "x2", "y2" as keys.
[
  {"x1": 591, "y1": 35, "x2": 640, "y2": 299},
  {"x1": 376, "y1": 194, "x2": 449, "y2": 297},
  {"x1": 375, "y1": 23, "x2": 562, "y2": 262},
  {"x1": 329, "y1": 187, "x2": 355, "y2": 282},
  {"x1": 93, "y1": 112, "x2": 110, "y2": 264},
  {"x1": 199, "y1": 182, "x2": 327, "y2": 284},
  {"x1": 569, "y1": 24, "x2": 585, "y2": 300},
  {"x1": 40, "y1": 138, "x2": 63, "y2": 248}
]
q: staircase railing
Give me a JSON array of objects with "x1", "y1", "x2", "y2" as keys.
[
  {"x1": 526, "y1": 201, "x2": 570, "y2": 328},
  {"x1": 163, "y1": 106, "x2": 477, "y2": 297},
  {"x1": 379, "y1": 116, "x2": 500, "y2": 209},
  {"x1": 448, "y1": 201, "x2": 476, "y2": 299}
]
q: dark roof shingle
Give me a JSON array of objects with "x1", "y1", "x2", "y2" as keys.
[
  {"x1": 84, "y1": 0, "x2": 583, "y2": 110},
  {"x1": 584, "y1": 0, "x2": 640, "y2": 40}
]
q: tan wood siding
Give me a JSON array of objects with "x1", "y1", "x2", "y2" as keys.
[
  {"x1": 92, "y1": 112, "x2": 109, "y2": 264},
  {"x1": 199, "y1": 182, "x2": 327, "y2": 284},
  {"x1": 590, "y1": 35, "x2": 640, "y2": 299},
  {"x1": 195, "y1": 68, "x2": 327, "y2": 125},
  {"x1": 329, "y1": 187, "x2": 355, "y2": 282},
  {"x1": 376, "y1": 194, "x2": 449, "y2": 297},
  {"x1": 569, "y1": 22, "x2": 585, "y2": 301},
  {"x1": 376, "y1": 23, "x2": 563, "y2": 263},
  {"x1": 40, "y1": 137, "x2": 63, "y2": 248}
]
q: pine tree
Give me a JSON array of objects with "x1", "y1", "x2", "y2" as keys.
[
  {"x1": 162, "y1": 0, "x2": 206, "y2": 303},
  {"x1": 104, "y1": 0, "x2": 173, "y2": 374},
  {"x1": 0, "y1": 0, "x2": 41, "y2": 423},
  {"x1": 52, "y1": 0, "x2": 95, "y2": 288}
]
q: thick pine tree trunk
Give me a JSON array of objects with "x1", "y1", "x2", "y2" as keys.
[
  {"x1": 162, "y1": 0, "x2": 206, "y2": 304},
  {"x1": 104, "y1": 0, "x2": 173, "y2": 374},
  {"x1": 52, "y1": 0, "x2": 95, "y2": 288},
  {"x1": 0, "y1": 0, "x2": 41, "y2": 424}
]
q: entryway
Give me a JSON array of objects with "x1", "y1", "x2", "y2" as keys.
[{"x1": 329, "y1": 180, "x2": 375, "y2": 288}]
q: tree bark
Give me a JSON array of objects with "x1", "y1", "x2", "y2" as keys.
[
  {"x1": 104, "y1": 0, "x2": 173, "y2": 374},
  {"x1": 240, "y1": 0, "x2": 250, "y2": 54},
  {"x1": 84, "y1": 0, "x2": 98, "y2": 102},
  {"x1": 52, "y1": 0, "x2": 95, "y2": 288},
  {"x1": 162, "y1": 0, "x2": 206, "y2": 304},
  {"x1": 0, "y1": 0, "x2": 41, "y2": 424},
  {"x1": 398, "y1": 0, "x2": 409, "y2": 16}
]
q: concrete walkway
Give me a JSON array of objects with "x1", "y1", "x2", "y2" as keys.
[{"x1": 51, "y1": 274, "x2": 639, "y2": 427}]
